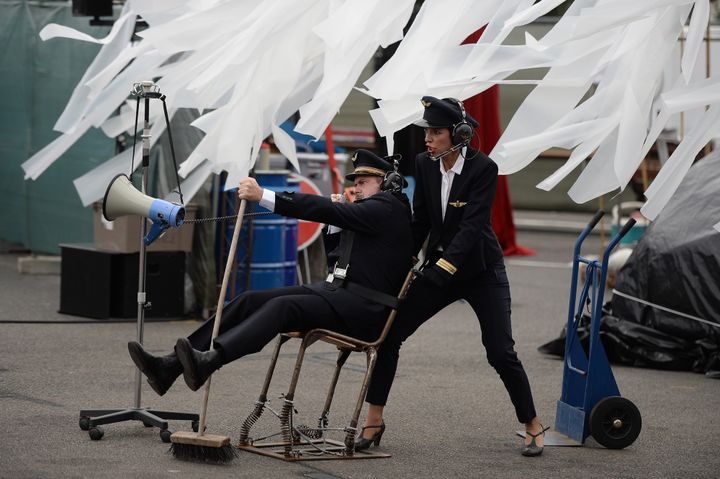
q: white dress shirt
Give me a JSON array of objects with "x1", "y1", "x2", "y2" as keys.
[
  {"x1": 439, "y1": 149, "x2": 466, "y2": 220},
  {"x1": 259, "y1": 188, "x2": 276, "y2": 211}
]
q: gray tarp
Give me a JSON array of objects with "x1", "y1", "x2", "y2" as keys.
[{"x1": 540, "y1": 152, "x2": 720, "y2": 378}]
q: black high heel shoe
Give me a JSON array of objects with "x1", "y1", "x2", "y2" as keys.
[
  {"x1": 354, "y1": 421, "x2": 386, "y2": 451},
  {"x1": 521, "y1": 425, "x2": 550, "y2": 457}
]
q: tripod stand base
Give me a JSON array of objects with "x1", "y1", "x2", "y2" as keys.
[{"x1": 79, "y1": 408, "x2": 199, "y2": 442}]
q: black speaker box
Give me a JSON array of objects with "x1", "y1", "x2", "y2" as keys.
[
  {"x1": 60, "y1": 244, "x2": 185, "y2": 319},
  {"x1": 72, "y1": 0, "x2": 113, "y2": 17}
]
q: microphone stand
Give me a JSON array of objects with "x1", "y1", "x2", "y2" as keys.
[{"x1": 79, "y1": 81, "x2": 198, "y2": 442}]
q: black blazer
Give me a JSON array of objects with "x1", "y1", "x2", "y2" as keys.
[
  {"x1": 274, "y1": 190, "x2": 412, "y2": 338},
  {"x1": 412, "y1": 148, "x2": 503, "y2": 278}
]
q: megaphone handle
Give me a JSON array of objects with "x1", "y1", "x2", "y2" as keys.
[{"x1": 197, "y1": 199, "x2": 247, "y2": 436}]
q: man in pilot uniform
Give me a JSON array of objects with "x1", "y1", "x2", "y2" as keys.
[
  {"x1": 359, "y1": 97, "x2": 547, "y2": 456},
  {"x1": 128, "y1": 150, "x2": 412, "y2": 395}
]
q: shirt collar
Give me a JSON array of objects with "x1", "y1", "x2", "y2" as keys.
[{"x1": 439, "y1": 147, "x2": 466, "y2": 175}]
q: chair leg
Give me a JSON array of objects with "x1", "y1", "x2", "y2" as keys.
[
  {"x1": 318, "y1": 349, "x2": 351, "y2": 432},
  {"x1": 344, "y1": 347, "x2": 378, "y2": 454},
  {"x1": 238, "y1": 335, "x2": 291, "y2": 445},
  {"x1": 280, "y1": 335, "x2": 318, "y2": 455}
]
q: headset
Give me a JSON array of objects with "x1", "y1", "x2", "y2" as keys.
[
  {"x1": 428, "y1": 99, "x2": 478, "y2": 162},
  {"x1": 448, "y1": 98, "x2": 473, "y2": 146},
  {"x1": 381, "y1": 154, "x2": 404, "y2": 193}
]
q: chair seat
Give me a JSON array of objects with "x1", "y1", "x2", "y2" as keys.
[{"x1": 282, "y1": 331, "x2": 364, "y2": 352}]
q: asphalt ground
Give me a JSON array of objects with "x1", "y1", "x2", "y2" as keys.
[{"x1": 1, "y1": 229, "x2": 718, "y2": 479}]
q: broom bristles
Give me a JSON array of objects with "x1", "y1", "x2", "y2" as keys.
[
  {"x1": 169, "y1": 431, "x2": 238, "y2": 463},
  {"x1": 170, "y1": 442, "x2": 238, "y2": 463}
]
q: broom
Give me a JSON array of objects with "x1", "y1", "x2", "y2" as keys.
[{"x1": 170, "y1": 199, "x2": 247, "y2": 463}]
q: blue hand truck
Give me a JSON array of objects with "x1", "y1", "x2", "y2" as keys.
[{"x1": 554, "y1": 210, "x2": 642, "y2": 449}]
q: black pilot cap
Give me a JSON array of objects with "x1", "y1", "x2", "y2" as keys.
[
  {"x1": 345, "y1": 149, "x2": 394, "y2": 181},
  {"x1": 413, "y1": 96, "x2": 479, "y2": 129}
]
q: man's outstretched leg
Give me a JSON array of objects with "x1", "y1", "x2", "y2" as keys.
[
  {"x1": 127, "y1": 342, "x2": 182, "y2": 396},
  {"x1": 175, "y1": 337, "x2": 224, "y2": 391},
  {"x1": 128, "y1": 287, "x2": 308, "y2": 395},
  {"x1": 171, "y1": 291, "x2": 348, "y2": 392}
]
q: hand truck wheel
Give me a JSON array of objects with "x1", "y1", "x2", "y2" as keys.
[{"x1": 589, "y1": 396, "x2": 641, "y2": 449}]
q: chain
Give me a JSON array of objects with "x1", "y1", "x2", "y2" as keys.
[{"x1": 183, "y1": 210, "x2": 274, "y2": 224}]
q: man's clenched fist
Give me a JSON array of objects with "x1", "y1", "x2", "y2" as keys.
[{"x1": 237, "y1": 177, "x2": 263, "y2": 202}]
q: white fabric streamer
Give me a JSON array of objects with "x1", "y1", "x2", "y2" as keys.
[{"x1": 25, "y1": 0, "x2": 720, "y2": 224}]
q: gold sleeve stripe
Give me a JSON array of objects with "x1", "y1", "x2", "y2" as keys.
[{"x1": 436, "y1": 258, "x2": 457, "y2": 275}]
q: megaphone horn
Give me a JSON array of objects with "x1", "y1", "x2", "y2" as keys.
[{"x1": 102, "y1": 174, "x2": 185, "y2": 246}]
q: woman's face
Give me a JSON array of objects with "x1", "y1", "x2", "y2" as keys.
[{"x1": 424, "y1": 127, "x2": 453, "y2": 157}]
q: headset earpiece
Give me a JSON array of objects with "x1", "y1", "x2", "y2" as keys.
[
  {"x1": 449, "y1": 98, "x2": 472, "y2": 146},
  {"x1": 381, "y1": 171, "x2": 403, "y2": 193},
  {"x1": 380, "y1": 155, "x2": 404, "y2": 193}
]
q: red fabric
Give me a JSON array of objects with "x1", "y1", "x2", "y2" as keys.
[{"x1": 461, "y1": 31, "x2": 535, "y2": 256}]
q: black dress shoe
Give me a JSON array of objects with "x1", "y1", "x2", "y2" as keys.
[
  {"x1": 127, "y1": 341, "x2": 182, "y2": 396},
  {"x1": 174, "y1": 338, "x2": 224, "y2": 391},
  {"x1": 521, "y1": 425, "x2": 550, "y2": 457},
  {"x1": 354, "y1": 421, "x2": 385, "y2": 451}
]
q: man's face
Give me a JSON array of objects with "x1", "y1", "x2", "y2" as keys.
[
  {"x1": 424, "y1": 127, "x2": 453, "y2": 157},
  {"x1": 353, "y1": 176, "x2": 382, "y2": 201}
]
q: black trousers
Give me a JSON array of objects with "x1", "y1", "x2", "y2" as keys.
[
  {"x1": 186, "y1": 286, "x2": 350, "y2": 363},
  {"x1": 365, "y1": 261, "x2": 537, "y2": 424}
]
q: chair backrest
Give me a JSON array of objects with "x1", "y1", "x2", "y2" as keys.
[
  {"x1": 366, "y1": 269, "x2": 416, "y2": 348},
  {"x1": 303, "y1": 269, "x2": 417, "y2": 350}
]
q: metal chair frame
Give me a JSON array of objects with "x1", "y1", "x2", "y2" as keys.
[{"x1": 236, "y1": 270, "x2": 416, "y2": 461}]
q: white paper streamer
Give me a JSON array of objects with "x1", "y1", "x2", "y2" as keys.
[
  {"x1": 26, "y1": 0, "x2": 720, "y2": 225},
  {"x1": 73, "y1": 117, "x2": 168, "y2": 206},
  {"x1": 39, "y1": 10, "x2": 135, "y2": 44}
]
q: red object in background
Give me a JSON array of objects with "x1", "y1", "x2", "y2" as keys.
[
  {"x1": 462, "y1": 30, "x2": 535, "y2": 257},
  {"x1": 294, "y1": 174, "x2": 324, "y2": 251}
]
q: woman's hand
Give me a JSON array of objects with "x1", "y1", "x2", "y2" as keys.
[{"x1": 237, "y1": 177, "x2": 263, "y2": 202}]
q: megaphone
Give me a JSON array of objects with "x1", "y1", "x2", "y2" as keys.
[{"x1": 103, "y1": 174, "x2": 185, "y2": 246}]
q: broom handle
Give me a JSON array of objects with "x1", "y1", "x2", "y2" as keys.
[{"x1": 198, "y1": 199, "x2": 247, "y2": 436}]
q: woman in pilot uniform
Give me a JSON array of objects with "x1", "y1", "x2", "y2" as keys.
[{"x1": 360, "y1": 97, "x2": 547, "y2": 457}]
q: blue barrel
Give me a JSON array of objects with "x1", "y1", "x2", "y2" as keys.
[
  {"x1": 219, "y1": 171, "x2": 300, "y2": 298},
  {"x1": 217, "y1": 187, "x2": 251, "y2": 301},
  {"x1": 250, "y1": 218, "x2": 287, "y2": 263},
  {"x1": 246, "y1": 262, "x2": 287, "y2": 290},
  {"x1": 242, "y1": 171, "x2": 291, "y2": 291}
]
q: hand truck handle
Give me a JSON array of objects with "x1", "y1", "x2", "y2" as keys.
[
  {"x1": 617, "y1": 217, "x2": 637, "y2": 238},
  {"x1": 587, "y1": 209, "x2": 605, "y2": 231},
  {"x1": 573, "y1": 210, "x2": 605, "y2": 252}
]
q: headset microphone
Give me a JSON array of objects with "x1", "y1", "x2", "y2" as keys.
[
  {"x1": 429, "y1": 98, "x2": 473, "y2": 161},
  {"x1": 429, "y1": 143, "x2": 467, "y2": 162}
]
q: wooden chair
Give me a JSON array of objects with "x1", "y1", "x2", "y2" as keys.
[{"x1": 236, "y1": 269, "x2": 416, "y2": 460}]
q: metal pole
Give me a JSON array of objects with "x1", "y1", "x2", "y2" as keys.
[
  {"x1": 134, "y1": 92, "x2": 152, "y2": 409},
  {"x1": 303, "y1": 248, "x2": 312, "y2": 284}
]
